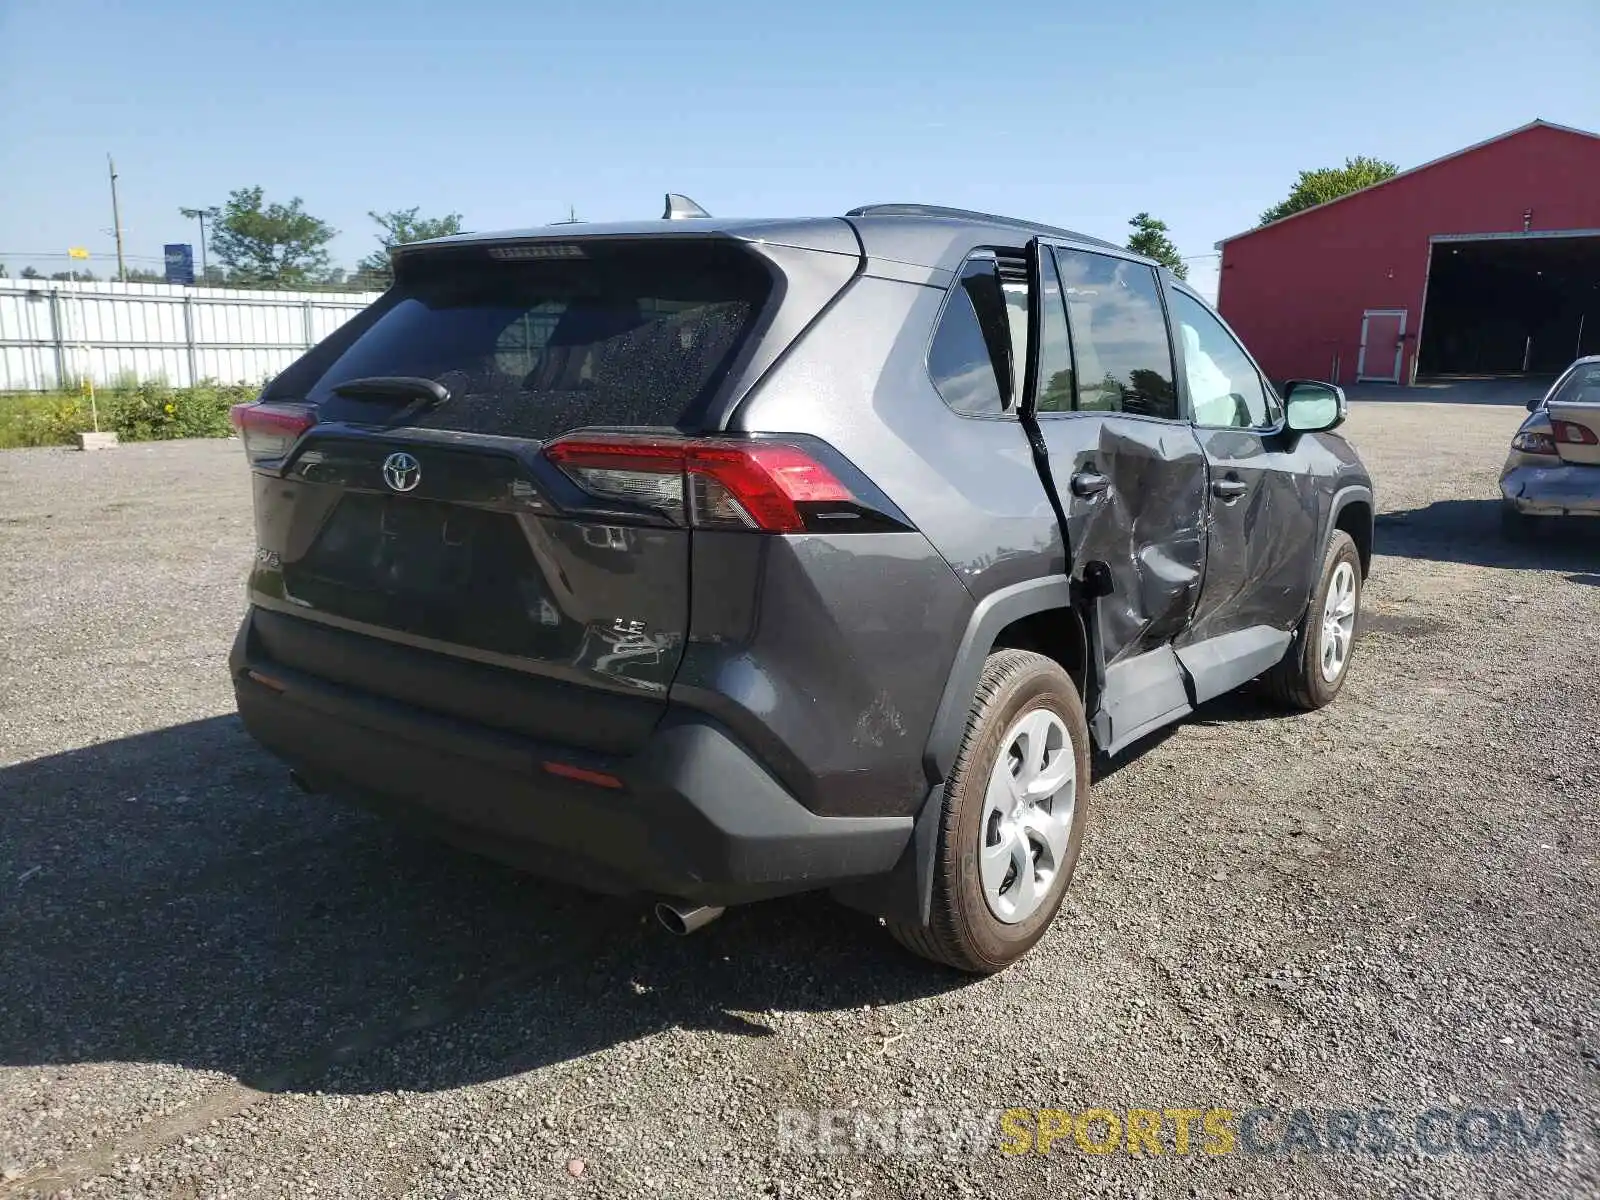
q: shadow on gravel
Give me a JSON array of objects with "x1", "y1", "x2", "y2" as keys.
[
  {"x1": 1376, "y1": 499, "x2": 1600, "y2": 571},
  {"x1": 1092, "y1": 687, "x2": 1284, "y2": 784},
  {"x1": 0, "y1": 717, "x2": 962, "y2": 1096}
]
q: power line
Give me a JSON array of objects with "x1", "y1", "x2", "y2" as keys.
[{"x1": 0, "y1": 251, "x2": 168, "y2": 263}]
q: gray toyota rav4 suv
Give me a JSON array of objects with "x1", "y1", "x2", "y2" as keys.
[{"x1": 229, "y1": 202, "x2": 1373, "y2": 973}]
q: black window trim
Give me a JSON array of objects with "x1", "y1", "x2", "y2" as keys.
[
  {"x1": 1020, "y1": 239, "x2": 1077, "y2": 420},
  {"x1": 1026, "y1": 238, "x2": 1188, "y2": 426},
  {"x1": 1168, "y1": 281, "x2": 1285, "y2": 434},
  {"x1": 924, "y1": 248, "x2": 1028, "y2": 422}
]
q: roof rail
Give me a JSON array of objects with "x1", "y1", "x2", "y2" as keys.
[{"x1": 845, "y1": 204, "x2": 1116, "y2": 249}]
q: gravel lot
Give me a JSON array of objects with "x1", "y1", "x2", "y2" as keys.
[{"x1": 1, "y1": 400, "x2": 1596, "y2": 1199}]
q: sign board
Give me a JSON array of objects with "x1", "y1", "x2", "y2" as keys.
[{"x1": 164, "y1": 243, "x2": 195, "y2": 286}]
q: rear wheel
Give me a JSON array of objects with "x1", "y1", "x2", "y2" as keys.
[
  {"x1": 1262, "y1": 529, "x2": 1361, "y2": 711},
  {"x1": 887, "y1": 650, "x2": 1090, "y2": 974}
]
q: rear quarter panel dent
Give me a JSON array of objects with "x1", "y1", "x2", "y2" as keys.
[{"x1": 672, "y1": 530, "x2": 974, "y2": 819}]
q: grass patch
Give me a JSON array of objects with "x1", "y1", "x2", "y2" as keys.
[{"x1": 0, "y1": 382, "x2": 260, "y2": 449}]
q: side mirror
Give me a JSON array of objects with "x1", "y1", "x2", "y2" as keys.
[
  {"x1": 1282, "y1": 380, "x2": 1347, "y2": 433},
  {"x1": 1526, "y1": 397, "x2": 1541, "y2": 413}
]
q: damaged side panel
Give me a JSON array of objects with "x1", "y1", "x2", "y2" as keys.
[
  {"x1": 1070, "y1": 417, "x2": 1208, "y2": 662},
  {"x1": 1029, "y1": 412, "x2": 1208, "y2": 749},
  {"x1": 671, "y1": 530, "x2": 975, "y2": 820}
]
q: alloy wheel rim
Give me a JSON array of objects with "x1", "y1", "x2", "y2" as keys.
[
  {"x1": 978, "y1": 708, "x2": 1076, "y2": 925},
  {"x1": 1320, "y1": 561, "x2": 1358, "y2": 682}
]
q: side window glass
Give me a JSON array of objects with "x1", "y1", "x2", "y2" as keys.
[
  {"x1": 1052, "y1": 249, "x2": 1177, "y2": 419},
  {"x1": 1170, "y1": 290, "x2": 1270, "y2": 428},
  {"x1": 1034, "y1": 248, "x2": 1075, "y2": 413},
  {"x1": 928, "y1": 257, "x2": 1011, "y2": 416}
]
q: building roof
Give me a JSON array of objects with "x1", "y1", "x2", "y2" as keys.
[{"x1": 1214, "y1": 119, "x2": 1600, "y2": 250}]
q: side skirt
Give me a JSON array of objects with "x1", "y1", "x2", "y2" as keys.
[
  {"x1": 1093, "y1": 625, "x2": 1290, "y2": 756},
  {"x1": 1175, "y1": 625, "x2": 1292, "y2": 706},
  {"x1": 1093, "y1": 645, "x2": 1192, "y2": 757}
]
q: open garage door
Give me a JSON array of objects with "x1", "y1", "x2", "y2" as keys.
[{"x1": 1417, "y1": 232, "x2": 1600, "y2": 376}]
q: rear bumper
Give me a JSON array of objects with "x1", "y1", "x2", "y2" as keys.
[
  {"x1": 1501, "y1": 463, "x2": 1600, "y2": 517},
  {"x1": 230, "y1": 618, "x2": 912, "y2": 905}
]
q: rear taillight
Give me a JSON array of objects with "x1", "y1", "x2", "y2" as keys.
[
  {"x1": 544, "y1": 434, "x2": 862, "y2": 533},
  {"x1": 1551, "y1": 419, "x2": 1599, "y2": 446},
  {"x1": 1511, "y1": 429, "x2": 1559, "y2": 456},
  {"x1": 230, "y1": 402, "x2": 316, "y2": 463},
  {"x1": 542, "y1": 436, "x2": 691, "y2": 518}
]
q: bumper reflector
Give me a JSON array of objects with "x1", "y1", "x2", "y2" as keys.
[{"x1": 542, "y1": 760, "x2": 624, "y2": 790}]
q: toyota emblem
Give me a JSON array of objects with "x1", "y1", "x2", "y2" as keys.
[{"x1": 382, "y1": 451, "x2": 421, "y2": 493}]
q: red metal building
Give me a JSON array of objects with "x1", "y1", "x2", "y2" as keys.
[{"x1": 1216, "y1": 120, "x2": 1600, "y2": 385}]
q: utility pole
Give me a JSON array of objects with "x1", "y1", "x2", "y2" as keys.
[
  {"x1": 107, "y1": 154, "x2": 126, "y2": 282},
  {"x1": 180, "y1": 206, "x2": 220, "y2": 278}
]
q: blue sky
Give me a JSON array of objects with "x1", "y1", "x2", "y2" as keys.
[{"x1": 1, "y1": 0, "x2": 1596, "y2": 298}]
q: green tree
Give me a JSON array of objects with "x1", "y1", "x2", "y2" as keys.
[
  {"x1": 210, "y1": 186, "x2": 337, "y2": 288},
  {"x1": 357, "y1": 207, "x2": 464, "y2": 284},
  {"x1": 49, "y1": 270, "x2": 100, "y2": 282},
  {"x1": 21, "y1": 266, "x2": 42, "y2": 279},
  {"x1": 1258, "y1": 156, "x2": 1399, "y2": 226},
  {"x1": 1126, "y1": 212, "x2": 1188, "y2": 280}
]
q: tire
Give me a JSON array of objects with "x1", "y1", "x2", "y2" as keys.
[
  {"x1": 887, "y1": 649, "x2": 1090, "y2": 974},
  {"x1": 1262, "y1": 529, "x2": 1362, "y2": 711}
]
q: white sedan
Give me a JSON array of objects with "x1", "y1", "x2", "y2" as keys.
[{"x1": 1500, "y1": 356, "x2": 1600, "y2": 533}]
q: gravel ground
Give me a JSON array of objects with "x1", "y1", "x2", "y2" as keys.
[{"x1": 1, "y1": 403, "x2": 1596, "y2": 1200}]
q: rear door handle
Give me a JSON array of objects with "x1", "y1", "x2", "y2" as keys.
[
  {"x1": 1212, "y1": 477, "x2": 1249, "y2": 499},
  {"x1": 1071, "y1": 470, "x2": 1110, "y2": 497}
]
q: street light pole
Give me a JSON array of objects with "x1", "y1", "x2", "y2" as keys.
[
  {"x1": 180, "y1": 206, "x2": 220, "y2": 281},
  {"x1": 107, "y1": 154, "x2": 126, "y2": 282}
]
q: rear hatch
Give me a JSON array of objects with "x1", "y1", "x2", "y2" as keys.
[
  {"x1": 238, "y1": 237, "x2": 775, "y2": 754},
  {"x1": 1546, "y1": 363, "x2": 1600, "y2": 466}
]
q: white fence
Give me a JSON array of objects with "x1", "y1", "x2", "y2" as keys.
[{"x1": 0, "y1": 278, "x2": 382, "y2": 391}]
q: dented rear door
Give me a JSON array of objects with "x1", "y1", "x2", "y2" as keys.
[
  {"x1": 1052, "y1": 415, "x2": 1207, "y2": 665},
  {"x1": 1031, "y1": 243, "x2": 1208, "y2": 669}
]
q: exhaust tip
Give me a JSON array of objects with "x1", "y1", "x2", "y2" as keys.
[{"x1": 654, "y1": 901, "x2": 725, "y2": 936}]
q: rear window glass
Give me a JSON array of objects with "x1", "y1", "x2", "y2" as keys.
[
  {"x1": 1549, "y1": 362, "x2": 1600, "y2": 406},
  {"x1": 300, "y1": 242, "x2": 772, "y2": 439}
]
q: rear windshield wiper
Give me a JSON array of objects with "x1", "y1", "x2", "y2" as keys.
[{"x1": 332, "y1": 376, "x2": 451, "y2": 408}]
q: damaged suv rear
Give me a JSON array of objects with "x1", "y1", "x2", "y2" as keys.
[{"x1": 230, "y1": 203, "x2": 1373, "y2": 972}]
